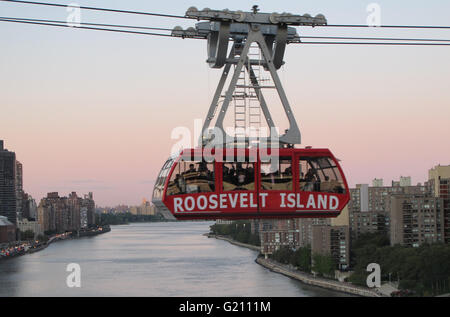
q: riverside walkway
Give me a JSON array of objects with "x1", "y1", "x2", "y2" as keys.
[{"x1": 257, "y1": 257, "x2": 382, "y2": 297}]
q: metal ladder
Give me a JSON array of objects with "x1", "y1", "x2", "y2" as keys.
[
  {"x1": 247, "y1": 42, "x2": 262, "y2": 135},
  {"x1": 233, "y1": 64, "x2": 247, "y2": 140}
]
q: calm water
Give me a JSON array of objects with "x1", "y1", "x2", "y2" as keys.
[{"x1": 0, "y1": 222, "x2": 350, "y2": 297}]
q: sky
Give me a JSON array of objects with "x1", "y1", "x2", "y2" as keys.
[{"x1": 1, "y1": 0, "x2": 449, "y2": 206}]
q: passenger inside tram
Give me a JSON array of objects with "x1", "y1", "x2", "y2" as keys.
[
  {"x1": 223, "y1": 162, "x2": 255, "y2": 191},
  {"x1": 167, "y1": 160, "x2": 215, "y2": 195},
  {"x1": 260, "y1": 157, "x2": 293, "y2": 190},
  {"x1": 299, "y1": 157, "x2": 345, "y2": 194}
]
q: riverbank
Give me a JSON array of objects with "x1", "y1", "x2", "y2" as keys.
[
  {"x1": 207, "y1": 234, "x2": 260, "y2": 251},
  {"x1": 0, "y1": 226, "x2": 110, "y2": 261},
  {"x1": 256, "y1": 257, "x2": 381, "y2": 297},
  {"x1": 208, "y1": 233, "x2": 381, "y2": 297}
]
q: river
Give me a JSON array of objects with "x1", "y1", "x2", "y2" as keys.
[{"x1": 0, "y1": 222, "x2": 351, "y2": 296}]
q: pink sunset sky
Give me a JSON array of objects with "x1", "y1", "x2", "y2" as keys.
[{"x1": 1, "y1": 0, "x2": 449, "y2": 206}]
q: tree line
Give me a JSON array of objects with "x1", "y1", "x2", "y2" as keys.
[
  {"x1": 349, "y1": 232, "x2": 450, "y2": 296},
  {"x1": 96, "y1": 212, "x2": 168, "y2": 225},
  {"x1": 209, "y1": 221, "x2": 261, "y2": 246},
  {"x1": 270, "y1": 245, "x2": 336, "y2": 278}
]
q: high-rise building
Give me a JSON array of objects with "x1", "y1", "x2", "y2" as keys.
[
  {"x1": 38, "y1": 191, "x2": 95, "y2": 233},
  {"x1": 348, "y1": 179, "x2": 427, "y2": 240},
  {"x1": 331, "y1": 206, "x2": 349, "y2": 227},
  {"x1": 349, "y1": 210, "x2": 390, "y2": 238},
  {"x1": 312, "y1": 225, "x2": 350, "y2": 270},
  {"x1": 82, "y1": 192, "x2": 95, "y2": 227},
  {"x1": 372, "y1": 178, "x2": 384, "y2": 187},
  {"x1": 259, "y1": 217, "x2": 330, "y2": 255},
  {"x1": 259, "y1": 219, "x2": 300, "y2": 255},
  {"x1": 400, "y1": 176, "x2": 412, "y2": 187},
  {"x1": 428, "y1": 165, "x2": 450, "y2": 198},
  {"x1": 68, "y1": 192, "x2": 81, "y2": 232},
  {"x1": 0, "y1": 140, "x2": 17, "y2": 225},
  {"x1": 21, "y1": 193, "x2": 38, "y2": 221},
  {"x1": 384, "y1": 166, "x2": 450, "y2": 246},
  {"x1": 390, "y1": 194, "x2": 445, "y2": 247},
  {"x1": 141, "y1": 199, "x2": 156, "y2": 216},
  {"x1": 38, "y1": 192, "x2": 65, "y2": 233},
  {"x1": 427, "y1": 165, "x2": 450, "y2": 243},
  {"x1": 310, "y1": 205, "x2": 351, "y2": 270},
  {"x1": 15, "y1": 161, "x2": 23, "y2": 221},
  {"x1": 80, "y1": 207, "x2": 88, "y2": 229}
]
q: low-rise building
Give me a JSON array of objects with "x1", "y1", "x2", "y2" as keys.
[
  {"x1": 0, "y1": 216, "x2": 16, "y2": 243},
  {"x1": 17, "y1": 218, "x2": 42, "y2": 238}
]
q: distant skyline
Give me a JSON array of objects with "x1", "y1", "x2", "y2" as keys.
[{"x1": 1, "y1": 0, "x2": 449, "y2": 205}]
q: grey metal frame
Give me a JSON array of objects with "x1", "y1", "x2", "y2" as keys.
[
  {"x1": 200, "y1": 25, "x2": 301, "y2": 146},
  {"x1": 172, "y1": 8, "x2": 328, "y2": 147}
]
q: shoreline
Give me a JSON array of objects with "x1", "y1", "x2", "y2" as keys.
[
  {"x1": 256, "y1": 257, "x2": 381, "y2": 297},
  {"x1": 208, "y1": 233, "x2": 381, "y2": 297},
  {"x1": 206, "y1": 234, "x2": 260, "y2": 251},
  {"x1": 0, "y1": 226, "x2": 111, "y2": 261}
]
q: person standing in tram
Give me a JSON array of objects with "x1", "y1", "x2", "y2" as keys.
[
  {"x1": 175, "y1": 174, "x2": 186, "y2": 194},
  {"x1": 304, "y1": 168, "x2": 318, "y2": 191},
  {"x1": 235, "y1": 170, "x2": 248, "y2": 190}
]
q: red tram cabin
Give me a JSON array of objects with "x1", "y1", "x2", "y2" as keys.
[{"x1": 152, "y1": 148, "x2": 350, "y2": 220}]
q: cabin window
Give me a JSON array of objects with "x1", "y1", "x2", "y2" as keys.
[
  {"x1": 167, "y1": 160, "x2": 215, "y2": 195},
  {"x1": 222, "y1": 161, "x2": 255, "y2": 191},
  {"x1": 152, "y1": 158, "x2": 175, "y2": 199},
  {"x1": 260, "y1": 156, "x2": 293, "y2": 190},
  {"x1": 299, "y1": 156, "x2": 345, "y2": 194}
]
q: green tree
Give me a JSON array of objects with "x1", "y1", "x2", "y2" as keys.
[
  {"x1": 209, "y1": 221, "x2": 260, "y2": 247},
  {"x1": 312, "y1": 253, "x2": 336, "y2": 277},
  {"x1": 292, "y1": 246, "x2": 312, "y2": 272},
  {"x1": 272, "y1": 246, "x2": 295, "y2": 265},
  {"x1": 349, "y1": 233, "x2": 450, "y2": 296}
]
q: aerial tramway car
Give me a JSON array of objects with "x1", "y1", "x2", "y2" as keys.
[
  {"x1": 152, "y1": 7, "x2": 350, "y2": 219},
  {"x1": 153, "y1": 148, "x2": 350, "y2": 220}
]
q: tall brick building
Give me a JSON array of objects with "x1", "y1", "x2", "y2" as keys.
[
  {"x1": 38, "y1": 192, "x2": 95, "y2": 234},
  {"x1": 348, "y1": 180, "x2": 427, "y2": 240},
  {"x1": 312, "y1": 225, "x2": 350, "y2": 270},
  {"x1": 0, "y1": 140, "x2": 17, "y2": 226},
  {"x1": 390, "y1": 194, "x2": 445, "y2": 247}
]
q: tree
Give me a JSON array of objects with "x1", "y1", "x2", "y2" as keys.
[
  {"x1": 272, "y1": 246, "x2": 294, "y2": 265},
  {"x1": 293, "y1": 246, "x2": 312, "y2": 272},
  {"x1": 312, "y1": 253, "x2": 336, "y2": 277},
  {"x1": 349, "y1": 233, "x2": 450, "y2": 296}
]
